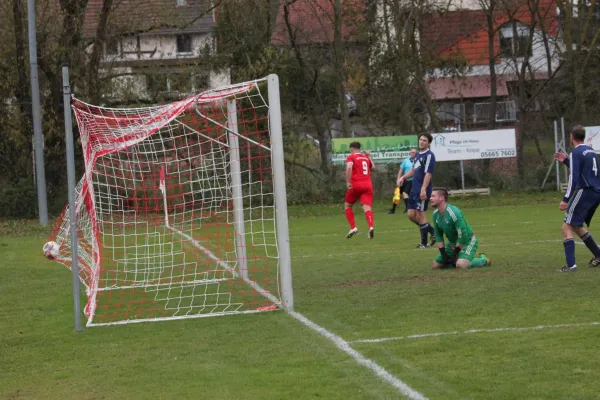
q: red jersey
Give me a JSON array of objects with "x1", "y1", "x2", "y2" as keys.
[{"x1": 346, "y1": 153, "x2": 374, "y2": 184}]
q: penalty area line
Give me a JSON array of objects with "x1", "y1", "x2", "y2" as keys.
[{"x1": 350, "y1": 321, "x2": 600, "y2": 344}]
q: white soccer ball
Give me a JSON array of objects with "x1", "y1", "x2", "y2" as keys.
[{"x1": 43, "y1": 241, "x2": 60, "y2": 260}]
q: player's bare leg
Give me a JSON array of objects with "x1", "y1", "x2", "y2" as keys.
[
  {"x1": 407, "y1": 209, "x2": 420, "y2": 225},
  {"x1": 363, "y1": 204, "x2": 374, "y2": 239},
  {"x1": 345, "y1": 202, "x2": 358, "y2": 238}
]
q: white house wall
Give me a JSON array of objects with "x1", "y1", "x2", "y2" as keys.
[
  {"x1": 99, "y1": 32, "x2": 231, "y2": 102},
  {"x1": 111, "y1": 33, "x2": 212, "y2": 61}
]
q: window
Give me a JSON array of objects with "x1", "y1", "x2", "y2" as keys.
[
  {"x1": 499, "y1": 22, "x2": 531, "y2": 58},
  {"x1": 176, "y1": 0, "x2": 187, "y2": 6},
  {"x1": 176, "y1": 34, "x2": 192, "y2": 53},
  {"x1": 105, "y1": 37, "x2": 120, "y2": 56}
]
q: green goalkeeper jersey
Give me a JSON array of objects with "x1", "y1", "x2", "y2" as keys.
[{"x1": 432, "y1": 204, "x2": 474, "y2": 246}]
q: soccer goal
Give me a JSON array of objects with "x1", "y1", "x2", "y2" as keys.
[{"x1": 48, "y1": 75, "x2": 293, "y2": 327}]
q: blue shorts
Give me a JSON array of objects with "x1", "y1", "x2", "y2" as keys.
[
  {"x1": 407, "y1": 190, "x2": 429, "y2": 212},
  {"x1": 564, "y1": 188, "x2": 600, "y2": 227}
]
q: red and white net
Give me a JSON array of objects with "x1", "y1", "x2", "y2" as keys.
[{"x1": 49, "y1": 80, "x2": 282, "y2": 326}]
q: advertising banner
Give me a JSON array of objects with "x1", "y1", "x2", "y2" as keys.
[
  {"x1": 430, "y1": 129, "x2": 517, "y2": 162},
  {"x1": 331, "y1": 136, "x2": 418, "y2": 165},
  {"x1": 331, "y1": 129, "x2": 517, "y2": 165}
]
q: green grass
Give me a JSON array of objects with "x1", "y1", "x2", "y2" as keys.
[{"x1": 2, "y1": 192, "x2": 600, "y2": 399}]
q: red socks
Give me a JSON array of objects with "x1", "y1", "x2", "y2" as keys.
[
  {"x1": 345, "y1": 208, "x2": 356, "y2": 229},
  {"x1": 365, "y1": 210, "x2": 374, "y2": 228}
]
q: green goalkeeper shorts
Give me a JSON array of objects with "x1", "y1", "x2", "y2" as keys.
[{"x1": 434, "y1": 235, "x2": 479, "y2": 264}]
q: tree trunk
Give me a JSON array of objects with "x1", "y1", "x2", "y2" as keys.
[
  {"x1": 283, "y1": 1, "x2": 332, "y2": 178},
  {"x1": 333, "y1": 0, "x2": 350, "y2": 137},
  {"x1": 87, "y1": 0, "x2": 114, "y2": 103},
  {"x1": 11, "y1": 0, "x2": 32, "y2": 179},
  {"x1": 484, "y1": 1, "x2": 497, "y2": 181}
]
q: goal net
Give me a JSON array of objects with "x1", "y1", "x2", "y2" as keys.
[{"x1": 48, "y1": 76, "x2": 293, "y2": 327}]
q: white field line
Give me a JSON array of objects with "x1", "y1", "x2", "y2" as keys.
[
  {"x1": 349, "y1": 322, "x2": 600, "y2": 344},
  {"x1": 169, "y1": 225, "x2": 428, "y2": 400},
  {"x1": 291, "y1": 238, "x2": 583, "y2": 260},
  {"x1": 290, "y1": 310, "x2": 428, "y2": 400}
]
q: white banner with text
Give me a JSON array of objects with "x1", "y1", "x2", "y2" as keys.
[
  {"x1": 584, "y1": 126, "x2": 600, "y2": 150},
  {"x1": 430, "y1": 129, "x2": 517, "y2": 162}
]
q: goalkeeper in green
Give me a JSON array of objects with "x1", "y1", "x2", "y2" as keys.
[{"x1": 430, "y1": 188, "x2": 491, "y2": 269}]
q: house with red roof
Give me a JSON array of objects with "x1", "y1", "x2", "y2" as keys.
[
  {"x1": 271, "y1": 0, "x2": 561, "y2": 129},
  {"x1": 270, "y1": 0, "x2": 367, "y2": 75},
  {"x1": 270, "y1": 0, "x2": 364, "y2": 46},
  {"x1": 419, "y1": 0, "x2": 560, "y2": 128}
]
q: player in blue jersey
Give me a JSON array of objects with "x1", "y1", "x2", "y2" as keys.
[
  {"x1": 554, "y1": 125, "x2": 600, "y2": 272},
  {"x1": 398, "y1": 134, "x2": 436, "y2": 248},
  {"x1": 388, "y1": 148, "x2": 417, "y2": 214}
]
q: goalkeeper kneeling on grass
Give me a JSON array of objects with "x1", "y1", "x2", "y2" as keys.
[{"x1": 430, "y1": 188, "x2": 491, "y2": 270}]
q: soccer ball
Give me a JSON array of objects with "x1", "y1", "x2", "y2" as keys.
[{"x1": 43, "y1": 241, "x2": 60, "y2": 260}]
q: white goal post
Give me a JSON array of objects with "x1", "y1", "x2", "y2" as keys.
[{"x1": 49, "y1": 74, "x2": 293, "y2": 327}]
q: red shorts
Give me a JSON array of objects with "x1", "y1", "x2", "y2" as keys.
[{"x1": 345, "y1": 183, "x2": 373, "y2": 206}]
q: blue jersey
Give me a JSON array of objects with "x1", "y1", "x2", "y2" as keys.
[
  {"x1": 412, "y1": 149, "x2": 436, "y2": 195},
  {"x1": 400, "y1": 157, "x2": 414, "y2": 181},
  {"x1": 563, "y1": 144, "x2": 600, "y2": 203}
]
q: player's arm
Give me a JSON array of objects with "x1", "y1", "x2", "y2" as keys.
[
  {"x1": 563, "y1": 152, "x2": 580, "y2": 203},
  {"x1": 454, "y1": 211, "x2": 470, "y2": 249},
  {"x1": 396, "y1": 160, "x2": 406, "y2": 183},
  {"x1": 433, "y1": 219, "x2": 451, "y2": 264},
  {"x1": 398, "y1": 166, "x2": 414, "y2": 185},
  {"x1": 422, "y1": 173, "x2": 432, "y2": 190},
  {"x1": 364, "y1": 152, "x2": 375, "y2": 171},
  {"x1": 434, "y1": 219, "x2": 444, "y2": 248},
  {"x1": 346, "y1": 161, "x2": 353, "y2": 189},
  {"x1": 554, "y1": 151, "x2": 569, "y2": 167},
  {"x1": 420, "y1": 153, "x2": 435, "y2": 197}
]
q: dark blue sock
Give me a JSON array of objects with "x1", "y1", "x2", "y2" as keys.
[
  {"x1": 581, "y1": 232, "x2": 600, "y2": 258},
  {"x1": 426, "y1": 223, "x2": 434, "y2": 235},
  {"x1": 419, "y1": 223, "x2": 429, "y2": 245},
  {"x1": 563, "y1": 239, "x2": 576, "y2": 268}
]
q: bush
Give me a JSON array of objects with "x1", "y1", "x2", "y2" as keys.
[{"x1": 0, "y1": 180, "x2": 38, "y2": 218}]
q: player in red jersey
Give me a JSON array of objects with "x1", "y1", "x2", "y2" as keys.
[{"x1": 344, "y1": 141, "x2": 375, "y2": 239}]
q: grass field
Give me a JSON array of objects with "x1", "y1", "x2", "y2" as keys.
[{"x1": 2, "y1": 192, "x2": 600, "y2": 399}]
